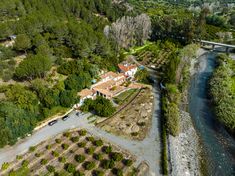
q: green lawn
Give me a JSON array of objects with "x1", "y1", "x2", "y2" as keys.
[
  {"x1": 123, "y1": 41, "x2": 152, "y2": 56},
  {"x1": 113, "y1": 89, "x2": 137, "y2": 105}
]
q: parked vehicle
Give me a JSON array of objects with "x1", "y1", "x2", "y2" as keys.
[
  {"x1": 62, "y1": 115, "x2": 69, "y2": 121},
  {"x1": 48, "y1": 120, "x2": 58, "y2": 126}
]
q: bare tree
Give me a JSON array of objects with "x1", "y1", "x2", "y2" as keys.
[
  {"x1": 135, "y1": 14, "x2": 151, "y2": 45},
  {"x1": 104, "y1": 13, "x2": 151, "y2": 51}
]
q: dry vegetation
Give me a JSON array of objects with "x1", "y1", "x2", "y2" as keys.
[{"x1": 98, "y1": 88, "x2": 154, "y2": 140}]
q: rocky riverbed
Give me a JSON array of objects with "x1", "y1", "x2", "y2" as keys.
[{"x1": 168, "y1": 110, "x2": 201, "y2": 176}]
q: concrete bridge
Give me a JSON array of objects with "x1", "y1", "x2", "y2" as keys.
[{"x1": 198, "y1": 40, "x2": 235, "y2": 53}]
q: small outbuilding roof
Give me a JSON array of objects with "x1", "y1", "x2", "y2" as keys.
[
  {"x1": 118, "y1": 64, "x2": 137, "y2": 72},
  {"x1": 78, "y1": 89, "x2": 94, "y2": 99}
]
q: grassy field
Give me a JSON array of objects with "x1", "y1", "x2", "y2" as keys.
[{"x1": 1, "y1": 129, "x2": 136, "y2": 176}]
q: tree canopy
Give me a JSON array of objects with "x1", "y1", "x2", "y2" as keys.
[{"x1": 15, "y1": 54, "x2": 52, "y2": 80}]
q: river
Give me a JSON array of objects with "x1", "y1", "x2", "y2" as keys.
[{"x1": 189, "y1": 51, "x2": 235, "y2": 176}]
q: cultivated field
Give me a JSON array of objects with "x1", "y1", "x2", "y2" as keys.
[{"x1": 0, "y1": 129, "x2": 137, "y2": 176}]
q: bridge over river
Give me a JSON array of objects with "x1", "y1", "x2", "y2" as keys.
[{"x1": 198, "y1": 40, "x2": 235, "y2": 53}]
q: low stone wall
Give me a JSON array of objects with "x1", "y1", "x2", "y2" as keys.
[{"x1": 34, "y1": 109, "x2": 73, "y2": 131}]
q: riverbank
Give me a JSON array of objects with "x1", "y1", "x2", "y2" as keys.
[
  {"x1": 168, "y1": 111, "x2": 200, "y2": 176},
  {"x1": 168, "y1": 48, "x2": 206, "y2": 176}
]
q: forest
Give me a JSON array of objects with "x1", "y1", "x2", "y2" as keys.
[{"x1": 0, "y1": 0, "x2": 131, "y2": 148}]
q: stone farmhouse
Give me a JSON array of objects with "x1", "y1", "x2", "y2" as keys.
[{"x1": 76, "y1": 63, "x2": 138, "y2": 107}]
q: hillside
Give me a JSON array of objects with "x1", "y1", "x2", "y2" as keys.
[{"x1": 0, "y1": 0, "x2": 130, "y2": 148}]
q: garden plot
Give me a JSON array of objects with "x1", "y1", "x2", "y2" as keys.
[{"x1": 98, "y1": 88, "x2": 154, "y2": 140}]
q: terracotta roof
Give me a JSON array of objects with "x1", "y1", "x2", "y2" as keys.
[
  {"x1": 100, "y1": 71, "x2": 119, "y2": 79},
  {"x1": 93, "y1": 80, "x2": 116, "y2": 90},
  {"x1": 78, "y1": 89, "x2": 94, "y2": 99},
  {"x1": 118, "y1": 64, "x2": 137, "y2": 72},
  {"x1": 94, "y1": 88, "x2": 113, "y2": 97}
]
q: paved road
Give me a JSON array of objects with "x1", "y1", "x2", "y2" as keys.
[
  {"x1": 0, "y1": 112, "x2": 91, "y2": 166},
  {"x1": 0, "y1": 80, "x2": 162, "y2": 176}
]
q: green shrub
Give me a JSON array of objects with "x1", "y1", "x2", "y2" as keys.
[
  {"x1": 61, "y1": 143, "x2": 69, "y2": 150},
  {"x1": 22, "y1": 160, "x2": 29, "y2": 167},
  {"x1": 63, "y1": 132, "x2": 71, "y2": 138},
  {"x1": 64, "y1": 163, "x2": 76, "y2": 173},
  {"x1": 131, "y1": 132, "x2": 138, "y2": 136},
  {"x1": 47, "y1": 165, "x2": 55, "y2": 173},
  {"x1": 74, "y1": 171, "x2": 85, "y2": 176},
  {"x1": 86, "y1": 136, "x2": 95, "y2": 142},
  {"x1": 35, "y1": 153, "x2": 41, "y2": 157},
  {"x1": 112, "y1": 168, "x2": 123, "y2": 176},
  {"x1": 59, "y1": 156, "x2": 66, "y2": 163},
  {"x1": 41, "y1": 159, "x2": 48, "y2": 165},
  {"x1": 46, "y1": 144, "x2": 52, "y2": 150},
  {"x1": 86, "y1": 147, "x2": 95, "y2": 155},
  {"x1": 92, "y1": 170, "x2": 104, "y2": 176},
  {"x1": 79, "y1": 129, "x2": 87, "y2": 136},
  {"x1": 74, "y1": 154, "x2": 85, "y2": 163},
  {"x1": 1, "y1": 162, "x2": 10, "y2": 170},
  {"x1": 83, "y1": 161, "x2": 96, "y2": 170},
  {"x1": 71, "y1": 136, "x2": 79, "y2": 143},
  {"x1": 52, "y1": 151, "x2": 60, "y2": 157},
  {"x1": 55, "y1": 138, "x2": 62, "y2": 144},
  {"x1": 110, "y1": 152, "x2": 123, "y2": 162},
  {"x1": 102, "y1": 146, "x2": 112, "y2": 154},
  {"x1": 161, "y1": 122, "x2": 168, "y2": 175},
  {"x1": 29, "y1": 146, "x2": 36, "y2": 152},
  {"x1": 101, "y1": 159, "x2": 115, "y2": 169},
  {"x1": 122, "y1": 159, "x2": 133, "y2": 166},
  {"x1": 93, "y1": 153, "x2": 103, "y2": 161},
  {"x1": 16, "y1": 155, "x2": 23, "y2": 160},
  {"x1": 93, "y1": 139, "x2": 103, "y2": 146},
  {"x1": 165, "y1": 102, "x2": 180, "y2": 136},
  {"x1": 81, "y1": 96, "x2": 116, "y2": 117},
  {"x1": 77, "y1": 142, "x2": 86, "y2": 148}
]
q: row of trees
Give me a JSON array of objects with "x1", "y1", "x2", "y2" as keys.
[
  {"x1": 209, "y1": 54, "x2": 235, "y2": 132},
  {"x1": 160, "y1": 44, "x2": 198, "y2": 136}
]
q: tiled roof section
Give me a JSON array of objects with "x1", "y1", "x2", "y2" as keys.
[
  {"x1": 93, "y1": 80, "x2": 116, "y2": 90},
  {"x1": 94, "y1": 88, "x2": 113, "y2": 97},
  {"x1": 118, "y1": 64, "x2": 137, "y2": 72},
  {"x1": 100, "y1": 71, "x2": 119, "y2": 79},
  {"x1": 78, "y1": 89, "x2": 94, "y2": 99}
]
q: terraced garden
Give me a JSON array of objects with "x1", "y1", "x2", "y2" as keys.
[
  {"x1": 0, "y1": 129, "x2": 136, "y2": 176},
  {"x1": 99, "y1": 88, "x2": 154, "y2": 140}
]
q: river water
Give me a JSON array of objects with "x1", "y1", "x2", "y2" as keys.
[{"x1": 189, "y1": 51, "x2": 235, "y2": 176}]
